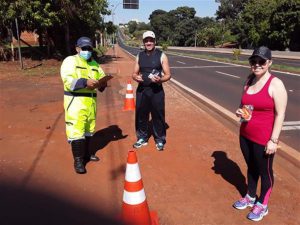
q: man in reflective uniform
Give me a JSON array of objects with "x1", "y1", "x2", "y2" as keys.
[
  {"x1": 61, "y1": 37, "x2": 107, "y2": 174},
  {"x1": 132, "y1": 31, "x2": 171, "y2": 151}
]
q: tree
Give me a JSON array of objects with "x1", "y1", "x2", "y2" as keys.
[
  {"x1": 127, "y1": 20, "x2": 138, "y2": 34},
  {"x1": 268, "y1": 0, "x2": 300, "y2": 50},
  {"x1": 235, "y1": 0, "x2": 277, "y2": 48},
  {"x1": 0, "y1": 0, "x2": 110, "y2": 57},
  {"x1": 215, "y1": 0, "x2": 249, "y2": 22},
  {"x1": 137, "y1": 22, "x2": 151, "y2": 31},
  {"x1": 149, "y1": 10, "x2": 172, "y2": 44},
  {"x1": 149, "y1": 7, "x2": 198, "y2": 45}
]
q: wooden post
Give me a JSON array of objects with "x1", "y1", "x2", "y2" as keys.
[
  {"x1": 10, "y1": 42, "x2": 15, "y2": 61},
  {"x1": 15, "y1": 18, "x2": 23, "y2": 69}
]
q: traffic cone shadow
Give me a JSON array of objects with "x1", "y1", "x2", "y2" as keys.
[
  {"x1": 121, "y1": 150, "x2": 159, "y2": 225},
  {"x1": 123, "y1": 80, "x2": 135, "y2": 111}
]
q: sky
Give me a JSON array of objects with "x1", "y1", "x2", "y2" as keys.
[{"x1": 105, "y1": 0, "x2": 220, "y2": 24}]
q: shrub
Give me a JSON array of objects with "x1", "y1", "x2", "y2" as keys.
[
  {"x1": 0, "y1": 42, "x2": 12, "y2": 61},
  {"x1": 161, "y1": 42, "x2": 169, "y2": 51},
  {"x1": 93, "y1": 46, "x2": 107, "y2": 57},
  {"x1": 232, "y1": 48, "x2": 241, "y2": 60}
]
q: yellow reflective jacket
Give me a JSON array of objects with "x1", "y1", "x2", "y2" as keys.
[{"x1": 61, "y1": 54, "x2": 105, "y2": 94}]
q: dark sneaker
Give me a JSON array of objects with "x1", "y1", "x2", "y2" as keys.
[
  {"x1": 233, "y1": 194, "x2": 256, "y2": 210},
  {"x1": 247, "y1": 202, "x2": 268, "y2": 221},
  {"x1": 133, "y1": 139, "x2": 148, "y2": 149},
  {"x1": 156, "y1": 142, "x2": 164, "y2": 151}
]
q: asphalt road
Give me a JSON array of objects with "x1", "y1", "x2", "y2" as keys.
[
  {"x1": 167, "y1": 49, "x2": 300, "y2": 68},
  {"x1": 118, "y1": 42, "x2": 300, "y2": 151}
]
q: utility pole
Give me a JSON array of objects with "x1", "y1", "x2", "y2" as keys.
[
  {"x1": 111, "y1": 2, "x2": 122, "y2": 45},
  {"x1": 194, "y1": 32, "x2": 197, "y2": 48}
]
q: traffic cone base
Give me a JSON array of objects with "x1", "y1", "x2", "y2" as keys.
[{"x1": 150, "y1": 211, "x2": 159, "y2": 225}]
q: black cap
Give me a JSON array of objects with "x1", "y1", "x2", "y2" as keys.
[
  {"x1": 249, "y1": 46, "x2": 272, "y2": 60},
  {"x1": 76, "y1": 37, "x2": 93, "y2": 48}
]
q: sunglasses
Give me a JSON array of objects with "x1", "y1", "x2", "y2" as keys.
[
  {"x1": 143, "y1": 38, "x2": 155, "y2": 43},
  {"x1": 249, "y1": 58, "x2": 267, "y2": 66},
  {"x1": 81, "y1": 46, "x2": 93, "y2": 51}
]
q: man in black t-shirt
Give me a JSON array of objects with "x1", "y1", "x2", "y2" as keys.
[{"x1": 132, "y1": 31, "x2": 171, "y2": 151}]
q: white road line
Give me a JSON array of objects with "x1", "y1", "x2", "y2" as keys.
[
  {"x1": 283, "y1": 121, "x2": 300, "y2": 125},
  {"x1": 170, "y1": 65, "x2": 237, "y2": 69},
  {"x1": 215, "y1": 71, "x2": 240, "y2": 79},
  {"x1": 176, "y1": 61, "x2": 186, "y2": 64},
  {"x1": 282, "y1": 126, "x2": 300, "y2": 130}
]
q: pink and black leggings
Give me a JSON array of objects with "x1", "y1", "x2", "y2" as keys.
[{"x1": 239, "y1": 136, "x2": 275, "y2": 205}]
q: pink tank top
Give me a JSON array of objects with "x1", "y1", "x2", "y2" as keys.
[{"x1": 240, "y1": 75, "x2": 275, "y2": 146}]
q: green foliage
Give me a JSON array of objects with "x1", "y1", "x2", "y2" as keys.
[
  {"x1": 161, "y1": 42, "x2": 169, "y2": 51},
  {"x1": 0, "y1": 43, "x2": 12, "y2": 61},
  {"x1": 149, "y1": 7, "x2": 218, "y2": 47},
  {"x1": 232, "y1": 48, "x2": 241, "y2": 60},
  {"x1": 235, "y1": 0, "x2": 277, "y2": 48},
  {"x1": 127, "y1": 21, "x2": 138, "y2": 34},
  {"x1": 93, "y1": 45, "x2": 107, "y2": 57},
  {"x1": 218, "y1": 0, "x2": 300, "y2": 50},
  {"x1": 133, "y1": 30, "x2": 146, "y2": 41},
  {"x1": 215, "y1": 0, "x2": 249, "y2": 21},
  {"x1": 0, "y1": 0, "x2": 110, "y2": 57},
  {"x1": 196, "y1": 23, "x2": 224, "y2": 47},
  {"x1": 125, "y1": 40, "x2": 139, "y2": 48},
  {"x1": 137, "y1": 22, "x2": 151, "y2": 31},
  {"x1": 106, "y1": 21, "x2": 117, "y2": 35},
  {"x1": 268, "y1": 0, "x2": 300, "y2": 50}
]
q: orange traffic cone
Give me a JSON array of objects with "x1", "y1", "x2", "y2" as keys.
[
  {"x1": 121, "y1": 150, "x2": 159, "y2": 225},
  {"x1": 123, "y1": 80, "x2": 135, "y2": 111}
]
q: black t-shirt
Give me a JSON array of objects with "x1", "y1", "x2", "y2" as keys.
[{"x1": 138, "y1": 48, "x2": 163, "y2": 86}]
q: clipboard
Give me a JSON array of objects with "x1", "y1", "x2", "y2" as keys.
[{"x1": 98, "y1": 74, "x2": 113, "y2": 84}]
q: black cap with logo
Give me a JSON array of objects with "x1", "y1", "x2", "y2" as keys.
[{"x1": 249, "y1": 46, "x2": 272, "y2": 60}]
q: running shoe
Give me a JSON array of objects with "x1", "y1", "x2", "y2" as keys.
[
  {"x1": 156, "y1": 142, "x2": 164, "y2": 151},
  {"x1": 233, "y1": 194, "x2": 256, "y2": 210},
  {"x1": 133, "y1": 139, "x2": 148, "y2": 148},
  {"x1": 247, "y1": 202, "x2": 268, "y2": 221}
]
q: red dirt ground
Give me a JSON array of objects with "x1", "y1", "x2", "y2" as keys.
[{"x1": 0, "y1": 46, "x2": 299, "y2": 225}]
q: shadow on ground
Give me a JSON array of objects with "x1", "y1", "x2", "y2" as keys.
[
  {"x1": 90, "y1": 125, "x2": 128, "y2": 155},
  {"x1": 0, "y1": 182, "x2": 125, "y2": 225},
  {"x1": 211, "y1": 150, "x2": 247, "y2": 196}
]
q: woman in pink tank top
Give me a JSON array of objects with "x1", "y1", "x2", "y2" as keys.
[{"x1": 232, "y1": 46, "x2": 287, "y2": 222}]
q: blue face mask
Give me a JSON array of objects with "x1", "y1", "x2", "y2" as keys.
[{"x1": 79, "y1": 50, "x2": 92, "y2": 60}]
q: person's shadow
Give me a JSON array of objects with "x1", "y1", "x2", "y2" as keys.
[
  {"x1": 211, "y1": 150, "x2": 247, "y2": 196},
  {"x1": 89, "y1": 125, "x2": 128, "y2": 156}
]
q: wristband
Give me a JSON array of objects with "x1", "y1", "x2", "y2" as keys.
[{"x1": 270, "y1": 138, "x2": 279, "y2": 144}]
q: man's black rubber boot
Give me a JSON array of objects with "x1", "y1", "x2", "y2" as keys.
[
  {"x1": 85, "y1": 136, "x2": 100, "y2": 162},
  {"x1": 74, "y1": 157, "x2": 86, "y2": 174},
  {"x1": 71, "y1": 139, "x2": 87, "y2": 174},
  {"x1": 90, "y1": 155, "x2": 100, "y2": 161}
]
